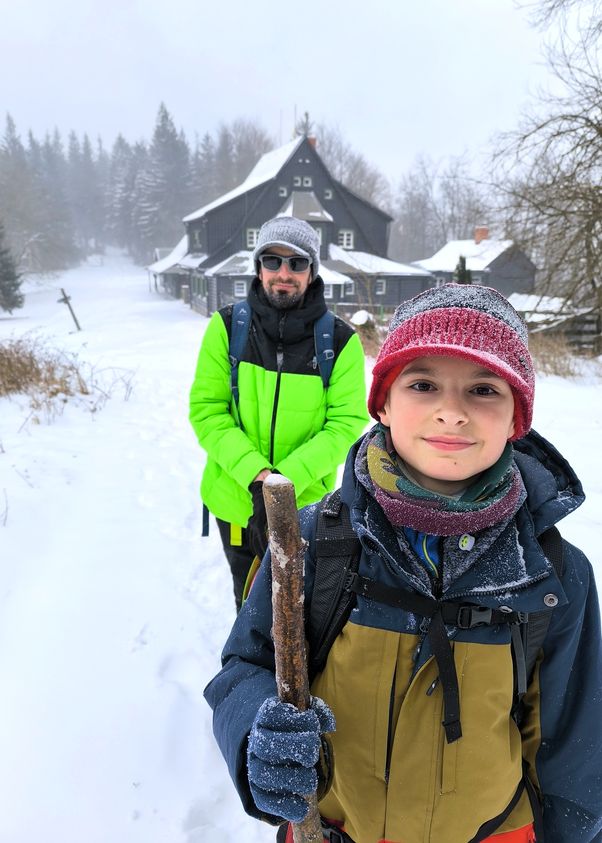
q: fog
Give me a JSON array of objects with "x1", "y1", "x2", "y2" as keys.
[{"x1": 1, "y1": 0, "x2": 553, "y2": 181}]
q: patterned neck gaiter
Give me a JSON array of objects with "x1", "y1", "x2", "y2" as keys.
[{"x1": 356, "y1": 424, "x2": 526, "y2": 537}]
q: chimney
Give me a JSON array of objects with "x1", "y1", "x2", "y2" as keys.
[
  {"x1": 306, "y1": 136, "x2": 317, "y2": 148},
  {"x1": 474, "y1": 225, "x2": 489, "y2": 245}
]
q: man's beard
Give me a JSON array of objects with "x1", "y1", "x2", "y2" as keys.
[{"x1": 264, "y1": 286, "x2": 305, "y2": 310}]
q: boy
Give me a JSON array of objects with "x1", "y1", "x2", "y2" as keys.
[{"x1": 205, "y1": 284, "x2": 602, "y2": 843}]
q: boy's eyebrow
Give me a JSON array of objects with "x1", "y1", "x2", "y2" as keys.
[{"x1": 401, "y1": 361, "x2": 506, "y2": 380}]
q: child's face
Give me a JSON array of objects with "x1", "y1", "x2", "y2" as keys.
[{"x1": 377, "y1": 356, "x2": 516, "y2": 496}]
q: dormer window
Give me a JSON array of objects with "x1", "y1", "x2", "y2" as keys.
[
  {"x1": 324, "y1": 188, "x2": 333, "y2": 200},
  {"x1": 278, "y1": 186, "x2": 287, "y2": 197},
  {"x1": 338, "y1": 229, "x2": 354, "y2": 249},
  {"x1": 302, "y1": 176, "x2": 312, "y2": 187},
  {"x1": 246, "y1": 228, "x2": 260, "y2": 249},
  {"x1": 293, "y1": 176, "x2": 302, "y2": 186}
]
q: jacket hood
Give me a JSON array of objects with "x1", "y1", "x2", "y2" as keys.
[{"x1": 512, "y1": 428, "x2": 585, "y2": 535}]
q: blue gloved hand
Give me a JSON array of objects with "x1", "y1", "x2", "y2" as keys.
[{"x1": 247, "y1": 695, "x2": 336, "y2": 822}]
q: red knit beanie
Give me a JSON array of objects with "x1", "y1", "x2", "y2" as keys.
[{"x1": 368, "y1": 284, "x2": 534, "y2": 441}]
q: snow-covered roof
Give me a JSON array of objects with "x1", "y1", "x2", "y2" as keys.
[
  {"x1": 415, "y1": 238, "x2": 513, "y2": 273},
  {"x1": 177, "y1": 252, "x2": 208, "y2": 270},
  {"x1": 204, "y1": 251, "x2": 256, "y2": 277},
  {"x1": 327, "y1": 244, "x2": 432, "y2": 276},
  {"x1": 278, "y1": 190, "x2": 333, "y2": 223},
  {"x1": 147, "y1": 236, "x2": 188, "y2": 273},
  {"x1": 508, "y1": 293, "x2": 591, "y2": 331},
  {"x1": 319, "y1": 263, "x2": 352, "y2": 286},
  {"x1": 182, "y1": 136, "x2": 305, "y2": 223}
]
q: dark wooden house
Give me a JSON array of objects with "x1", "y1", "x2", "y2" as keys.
[
  {"x1": 414, "y1": 226, "x2": 536, "y2": 297},
  {"x1": 149, "y1": 135, "x2": 435, "y2": 316}
]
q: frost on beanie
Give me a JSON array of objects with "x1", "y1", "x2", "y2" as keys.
[
  {"x1": 368, "y1": 284, "x2": 534, "y2": 440},
  {"x1": 252, "y1": 216, "x2": 320, "y2": 278}
]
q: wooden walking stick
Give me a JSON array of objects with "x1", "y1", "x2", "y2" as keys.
[{"x1": 263, "y1": 474, "x2": 323, "y2": 843}]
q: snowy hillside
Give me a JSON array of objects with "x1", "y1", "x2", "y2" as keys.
[{"x1": 0, "y1": 252, "x2": 600, "y2": 843}]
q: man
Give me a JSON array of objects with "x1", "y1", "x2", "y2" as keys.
[{"x1": 189, "y1": 216, "x2": 369, "y2": 610}]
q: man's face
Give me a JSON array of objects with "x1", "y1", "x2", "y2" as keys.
[
  {"x1": 377, "y1": 355, "x2": 516, "y2": 495},
  {"x1": 258, "y1": 245, "x2": 312, "y2": 310}
]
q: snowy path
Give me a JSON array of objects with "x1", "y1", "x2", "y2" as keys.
[
  {"x1": 0, "y1": 255, "x2": 274, "y2": 843},
  {"x1": 0, "y1": 253, "x2": 600, "y2": 843}
]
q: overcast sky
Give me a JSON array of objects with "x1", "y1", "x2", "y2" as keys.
[{"x1": 1, "y1": 0, "x2": 554, "y2": 185}]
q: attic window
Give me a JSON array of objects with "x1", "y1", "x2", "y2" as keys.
[
  {"x1": 246, "y1": 228, "x2": 260, "y2": 248},
  {"x1": 293, "y1": 176, "x2": 302, "y2": 186},
  {"x1": 324, "y1": 188, "x2": 333, "y2": 200},
  {"x1": 278, "y1": 186, "x2": 287, "y2": 197},
  {"x1": 193, "y1": 230, "x2": 203, "y2": 248},
  {"x1": 302, "y1": 176, "x2": 312, "y2": 187},
  {"x1": 338, "y1": 229, "x2": 354, "y2": 249}
]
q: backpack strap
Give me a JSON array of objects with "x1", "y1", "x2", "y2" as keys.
[
  {"x1": 308, "y1": 489, "x2": 361, "y2": 678},
  {"x1": 229, "y1": 300, "x2": 251, "y2": 411},
  {"x1": 313, "y1": 310, "x2": 336, "y2": 389},
  {"x1": 523, "y1": 525, "x2": 565, "y2": 684}
]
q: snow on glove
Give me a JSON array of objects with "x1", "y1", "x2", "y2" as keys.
[
  {"x1": 247, "y1": 481, "x2": 269, "y2": 560},
  {"x1": 247, "y1": 695, "x2": 336, "y2": 822}
]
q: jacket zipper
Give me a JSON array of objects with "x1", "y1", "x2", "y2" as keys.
[
  {"x1": 384, "y1": 666, "x2": 397, "y2": 783},
  {"x1": 268, "y1": 318, "x2": 285, "y2": 464}
]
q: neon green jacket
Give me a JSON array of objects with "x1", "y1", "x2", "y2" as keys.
[{"x1": 189, "y1": 293, "x2": 369, "y2": 527}]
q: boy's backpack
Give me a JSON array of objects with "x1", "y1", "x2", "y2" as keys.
[
  {"x1": 308, "y1": 488, "x2": 564, "y2": 741},
  {"x1": 228, "y1": 300, "x2": 336, "y2": 410}
]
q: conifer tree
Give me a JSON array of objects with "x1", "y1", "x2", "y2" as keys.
[
  {"x1": 0, "y1": 221, "x2": 24, "y2": 313},
  {"x1": 454, "y1": 255, "x2": 472, "y2": 284}
]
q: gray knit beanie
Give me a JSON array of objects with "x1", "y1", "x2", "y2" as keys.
[{"x1": 252, "y1": 216, "x2": 320, "y2": 278}]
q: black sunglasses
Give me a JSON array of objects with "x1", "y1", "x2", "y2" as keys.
[{"x1": 258, "y1": 254, "x2": 311, "y2": 273}]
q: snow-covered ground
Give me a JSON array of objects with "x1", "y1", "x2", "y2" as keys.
[{"x1": 0, "y1": 252, "x2": 600, "y2": 843}]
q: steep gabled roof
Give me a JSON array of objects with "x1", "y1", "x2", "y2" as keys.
[
  {"x1": 414, "y1": 238, "x2": 513, "y2": 273},
  {"x1": 182, "y1": 136, "x2": 305, "y2": 223}
]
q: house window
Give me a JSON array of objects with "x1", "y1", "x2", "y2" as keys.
[
  {"x1": 338, "y1": 229, "x2": 354, "y2": 249},
  {"x1": 293, "y1": 176, "x2": 302, "y2": 186},
  {"x1": 278, "y1": 186, "x2": 287, "y2": 197},
  {"x1": 323, "y1": 283, "x2": 333, "y2": 300},
  {"x1": 375, "y1": 278, "x2": 386, "y2": 296},
  {"x1": 312, "y1": 226, "x2": 323, "y2": 245},
  {"x1": 246, "y1": 228, "x2": 260, "y2": 249},
  {"x1": 302, "y1": 176, "x2": 313, "y2": 187},
  {"x1": 234, "y1": 280, "x2": 247, "y2": 297},
  {"x1": 193, "y1": 230, "x2": 203, "y2": 249},
  {"x1": 324, "y1": 188, "x2": 333, "y2": 200},
  {"x1": 344, "y1": 280, "x2": 355, "y2": 297}
]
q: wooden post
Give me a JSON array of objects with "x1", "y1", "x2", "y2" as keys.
[
  {"x1": 57, "y1": 288, "x2": 82, "y2": 331},
  {"x1": 263, "y1": 475, "x2": 323, "y2": 843}
]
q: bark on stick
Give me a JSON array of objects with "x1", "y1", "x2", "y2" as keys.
[{"x1": 263, "y1": 475, "x2": 323, "y2": 843}]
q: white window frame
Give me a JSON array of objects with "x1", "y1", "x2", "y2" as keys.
[
  {"x1": 311, "y1": 226, "x2": 323, "y2": 245},
  {"x1": 293, "y1": 176, "x2": 302, "y2": 187},
  {"x1": 338, "y1": 229, "x2": 354, "y2": 249},
  {"x1": 302, "y1": 176, "x2": 312, "y2": 187},
  {"x1": 278, "y1": 185, "x2": 287, "y2": 197},
  {"x1": 375, "y1": 278, "x2": 386, "y2": 296},
  {"x1": 246, "y1": 228, "x2": 260, "y2": 249},
  {"x1": 324, "y1": 188, "x2": 333, "y2": 200},
  {"x1": 323, "y1": 283, "x2": 333, "y2": 300},
  {"x1": 344, "y1": 280, "x2": 355, "y2": 297},
  {"x1": 193, "y1": 229, "x2": 202, "y2": 248},
  {"x1": 234, "y1": 280, "x2": 247, "y2": 298}
]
